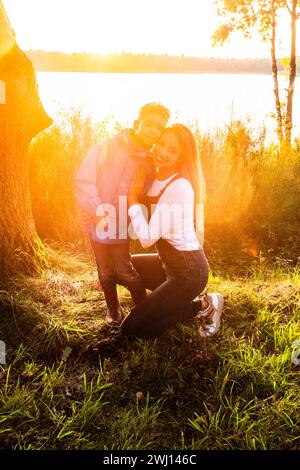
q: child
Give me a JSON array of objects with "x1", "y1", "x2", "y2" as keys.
[{"x1": 75, "y1": 103, "x2": 170, "y2": 324}]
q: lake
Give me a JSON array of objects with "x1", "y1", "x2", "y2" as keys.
[{"x1": 36, "y1": 72, "x2": 300, "y2": 140}]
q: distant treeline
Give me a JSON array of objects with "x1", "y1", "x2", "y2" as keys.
[{"x1": 26, "y1": 50, "x2": 300, "y2": 74}]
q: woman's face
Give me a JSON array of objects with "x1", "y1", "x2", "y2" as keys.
[{"x1": 152, "y1": 131, "x2": 182, "y2": 169}]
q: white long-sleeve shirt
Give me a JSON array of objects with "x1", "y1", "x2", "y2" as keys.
[{"x1": 128, "y1": 176, "x2": 203, "y2": 250}]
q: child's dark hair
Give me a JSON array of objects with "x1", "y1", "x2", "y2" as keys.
[{"x1": 138, "y1": 102, "x2": 170, "y2": 121}]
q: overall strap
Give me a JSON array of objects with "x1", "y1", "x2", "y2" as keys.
[
  {"x1": 156, "y1": 173, "x2": 181, "y2": 200},
  {"x1": 142, "y1": 174, "x2": 181, "y2": 221},
  {"x1": 158, "y1": 174, "x2": 198, "y2": 234}
]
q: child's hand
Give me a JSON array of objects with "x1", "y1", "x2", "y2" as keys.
[{"x1": 128, "y1": 168, "x2": 146, "y2": 206}]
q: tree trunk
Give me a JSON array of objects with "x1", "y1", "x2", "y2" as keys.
[
  {"x1": 285, "y1": 0, "x2": 297, "y2": 145},
  {"x1": 270, "y1": 3, "x2": 284, "y2": 144},
  {"x1": 0, "y1": 2, "x2": 52, "y2": 279}
]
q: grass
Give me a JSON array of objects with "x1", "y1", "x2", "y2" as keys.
[{"x1": 0, "y1": 246, "x2": 299, "y2": 450}]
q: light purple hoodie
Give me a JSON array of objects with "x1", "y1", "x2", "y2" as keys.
[{"x1": 75, "y1": 130, "x2": 154, "y2": 244}]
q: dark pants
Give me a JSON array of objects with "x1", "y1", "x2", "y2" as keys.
[
  {"x1": 89, "y1": 238, "x2": 144, "y2": 292},
  {"x1": 121, "y1": 240, "x2": 209, "y2": 338}
]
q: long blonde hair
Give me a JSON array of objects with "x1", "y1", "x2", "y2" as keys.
[
  {"x1": 163, "y1": 124, "x2": 206, "y2": 242},
  {"x1": 165, "y1": 124, "x2": 205, "y2": 202}
]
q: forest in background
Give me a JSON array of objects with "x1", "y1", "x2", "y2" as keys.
[{"x1": 26, "y1": 50, "x2": 300, "y2": 74}]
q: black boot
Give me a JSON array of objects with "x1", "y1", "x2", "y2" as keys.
[{"x1": 102, "y1": 286, "x2": 123, "y2": 324}]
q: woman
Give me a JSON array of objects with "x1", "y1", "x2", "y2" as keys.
[{"x1": 121, "y1": 124, "x2": 223, "y2": 339}]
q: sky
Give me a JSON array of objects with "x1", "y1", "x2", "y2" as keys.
[{"x1": 2, "y1": 0, "x2": 295, "y2": 59}]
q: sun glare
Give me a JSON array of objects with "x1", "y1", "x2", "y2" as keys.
[{"x1": 1, "y1": 0, "x2": 281, "y2": 59}]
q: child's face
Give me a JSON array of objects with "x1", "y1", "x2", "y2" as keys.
[
  {"x1": 152, "y1": 130, "x2": 181, "y2": 169},
  {"x1": 135, "y1": 113, "x2": 168, "y2": 148}
]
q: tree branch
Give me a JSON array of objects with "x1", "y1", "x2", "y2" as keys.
[{"x1": 283, "y1": 0, "x2": 292, "y2": 15}]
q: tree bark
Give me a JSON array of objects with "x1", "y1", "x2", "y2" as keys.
[
  {"x1": 270, "y1": 2, "x2": 284, "y2": 143},
  {"x1": 0, "y1": 2, "x2": 52, "y2": 279},
  {"x1": 285, "y1": 0, "x2": 297, "y2": 145}
]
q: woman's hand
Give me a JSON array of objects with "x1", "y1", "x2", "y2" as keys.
[{"x1": 128, "y1": 167, "x2": 146, "y2": 206}]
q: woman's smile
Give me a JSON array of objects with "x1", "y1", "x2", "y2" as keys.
[
  {"x1": 153, "y1": 153, "x2": 169, "y2": 166},
  {"x1": 153, "y1": 130, "x2": 182, "y2": 168}
]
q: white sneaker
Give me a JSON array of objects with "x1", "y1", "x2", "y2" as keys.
[{"x1": 197, "y1": 293, "x2": 224, "y2": 338}]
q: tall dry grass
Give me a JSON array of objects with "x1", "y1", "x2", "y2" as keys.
[{"x1": 28, "y1": 111, "x2": 300, "y2": 274}]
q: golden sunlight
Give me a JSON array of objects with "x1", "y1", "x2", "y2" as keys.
[
  {"x1": 0, "y1": 1, "x2": 15, "y2": 56},
  {"x1": 2, "y1": 0, "x2": 279, "y2": 58}
]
